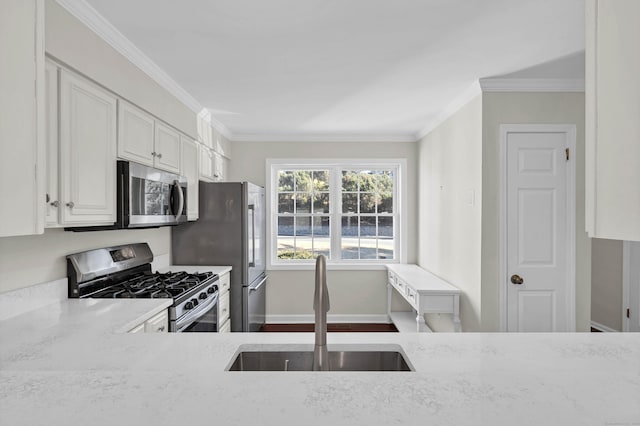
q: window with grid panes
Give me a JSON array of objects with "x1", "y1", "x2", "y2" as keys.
[{"x1": 270, "y1": 161, "x2": 401, "y2": 266}]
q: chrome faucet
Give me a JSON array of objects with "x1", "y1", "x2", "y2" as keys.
[{"x1": 313, "y1": 255, "x2": 330, "y2": 371}]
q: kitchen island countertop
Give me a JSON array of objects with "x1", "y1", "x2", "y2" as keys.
[{"x1": 1, "y1": 296, "x2": 639, "y2": 426}]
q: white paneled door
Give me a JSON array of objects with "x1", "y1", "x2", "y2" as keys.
[{"x1": 503, "y1": 125, "x2": 576, "y2": 332}]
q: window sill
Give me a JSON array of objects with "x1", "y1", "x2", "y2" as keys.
[{"x1": 267, "y1": 262, "x2": 397, "y2": 271}]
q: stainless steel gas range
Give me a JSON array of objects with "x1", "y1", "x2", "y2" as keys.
[{"x1": 67, "y1": 243, "x2": 219, "y2": 332}]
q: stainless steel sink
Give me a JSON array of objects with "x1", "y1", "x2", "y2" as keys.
[{"x1": 227, "y1": 346, "x2": 414, "y2": 371}]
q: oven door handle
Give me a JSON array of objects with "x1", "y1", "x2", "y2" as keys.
[{"x1": 176, "y1": 292, "x2": 218, "y2": 332}]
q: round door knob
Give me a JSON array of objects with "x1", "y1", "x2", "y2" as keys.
[
  {"x1": 510, "y1": 274, "x2": 524, "y2": 285},
  {"x1": 66, "y1": 201, "x2": 75, "y2": 208},
  {"x1": 50, "y1": 200, "x2": 59, "y2": 207},
  {"x1": 156, "y1": 153, "x2": 162, "y2": 159}
]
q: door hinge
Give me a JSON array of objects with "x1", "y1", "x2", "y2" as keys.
[
  {"x1": 627, "y1": 308, "x2": 630, "y2": 319},
  {"x1": 565, "y1": 148, "x2": 570, "y2": 161}
]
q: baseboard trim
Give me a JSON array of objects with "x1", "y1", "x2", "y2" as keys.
[
  {"x1": 590, "y1": 321, "x2": 619, "y2": 332},
  {"x1": 266, "y1": 314, "x2": 391, "y2": 324}
]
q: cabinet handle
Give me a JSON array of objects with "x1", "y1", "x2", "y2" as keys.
[
  {"x1": 66, "y1": 202, "x2": 75, "y2": 208},
  {"x1": 151, "y1": 151, "x2": 157, "y2": 157},
  {"x1": 156, "y1": 153, "x2": 162, "y2": 159},
  {"x1": 213, "y1": 173, "x2": 220, "y2": 178},
  {"x1": 50, "y1": 200, "x2": 59, "y2": 207},
  {"x1": 157, "y1": 326, "x2": 165, "y2": 332}
]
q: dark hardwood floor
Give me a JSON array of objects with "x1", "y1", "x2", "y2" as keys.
[{"x1": 261, "y1": 323, "x2": 398, "y2": 332}]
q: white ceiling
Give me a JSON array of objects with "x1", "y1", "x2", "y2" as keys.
[{"x1": 83, "y1": 0, "x2": 585, "y2": 141}]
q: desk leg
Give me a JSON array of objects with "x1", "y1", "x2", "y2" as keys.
[
  {"x1": 416, "y1": 311, "x2": 427, "y2": 332},
  {"x1": 386, "y1": 282, "x2": 392, "y2": 319},
  {"x1": 452, "y1": 294, "x2": 462, "y2": 332}
]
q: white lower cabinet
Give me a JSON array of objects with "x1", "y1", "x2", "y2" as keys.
[
  {"x1": 129, "y1": 310, "x2": 168, "y2": 333},
  {"x1": 219, "y1": 319, "x2": 231, "y2": 333},
  {"x1": 218, "y1": 271, "x2": 231, "y2": 333},
  {"x1": 58, "y1": 69, "x2": 117, "y2": 226}
]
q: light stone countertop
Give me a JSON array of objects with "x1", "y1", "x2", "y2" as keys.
[{"x1": 1, "y1": 296, "x2": 639, "y2": 426}]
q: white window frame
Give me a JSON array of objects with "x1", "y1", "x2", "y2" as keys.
[{"x1": 266, "y1": 158, "x2": 407, "y2": 270}]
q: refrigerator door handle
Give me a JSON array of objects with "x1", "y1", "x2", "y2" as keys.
[
  {"x1": 249, "y1": 275, "x2": 267, "y2": 293},
  {"x1": 248, "y1": 204, "x2": 256, "y2": 267}
]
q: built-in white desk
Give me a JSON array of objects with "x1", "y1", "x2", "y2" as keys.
[{"x1": 386, "y1": 264, "x2": 462, "y2": 332}]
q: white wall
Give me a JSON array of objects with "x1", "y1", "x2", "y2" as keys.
[
  {"x1": 0, "y1": 228, "x2": 170, "y2": 293},
  {"x1": 229, "y1": 141, "x2": 418, "y2": 319},
  {"x1": 417, "y1": 96, "x2": 483, "y2": 331},
  {"x1": 591, "y1": 238, "x2": 623, "y2": 331},
  {"x1": 481, "y1": 92, "x2": 590, "y2": 331}
]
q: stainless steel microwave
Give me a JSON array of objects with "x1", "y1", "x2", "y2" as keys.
[{"x1": 66, "y1": 161, "x2": 187, "y2": 231}]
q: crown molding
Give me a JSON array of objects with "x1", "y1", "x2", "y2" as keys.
[
  {"x1": 414, "y1": 81, "x2": 482, "y2": 141},
  {"x1": 231, "y1": 132, "x2": 417, "y2": 143},
  {"x1": 479, "y1": 78, "x2": 585, "y2": 92},
  {"x1": 54, "y1": 0, "x2": 234, "y2": 138}
]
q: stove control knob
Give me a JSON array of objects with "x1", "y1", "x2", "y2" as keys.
[
  {"x1": 207, "y1": 287, "x2": 216, "y2": 294},
  {"x1": 191, "y1": 298, "x2": 199, "y2": 307},
  {"x1": 199, "y1": 292, "x2": 208, "y2": 300},
  {"x1": 184, "y1": 301, "x2": 193, "y2": 310}
]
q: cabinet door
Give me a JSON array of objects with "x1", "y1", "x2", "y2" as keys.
[
  {"x1": 218, "y1": 290, "x2": 230, "y2": 325},
  {"x1": 44, "y1": 61, "x2": 61, "y2": 227},
  {"x1": 144, "y1": 310, "x2": 168, "y2": 333},
  {"x1": 181, "y1": 136, "x2": 199, "y2": 221},
  {"x1": 199, "y1": 144, "x2": 214, "y2": 181},
  {"x1": 154, "y1": 122, "x2": 181, "y2": 173},
  {"x1": 59, "y1": 70, "x2": 117, "y2": 225},
  {"x1": 586, "y1": 0, "x2": 640, "y2": 241},
  {"x1": 212, "y1": 151, "x2": 225, "y2": 181},
  {"x1": 0, "y1": 0, "x2": 45, "y2": 237},
  {"x1": 218, "y1": 272, "x2": 231, "y2": 295},
  {"x1": 117, "y1": 100, "x2": 155, "y2": 166}
]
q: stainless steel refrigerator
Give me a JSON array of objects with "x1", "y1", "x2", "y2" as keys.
[{"x1": 171, "y1": 182, "x2": 266, "y2": 332}]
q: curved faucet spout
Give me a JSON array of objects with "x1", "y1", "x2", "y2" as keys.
[{"x1": 313, "y1": 255, "x2": 330, "y2": 371}]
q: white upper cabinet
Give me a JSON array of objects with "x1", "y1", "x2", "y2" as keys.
[
  {"x1": 59, "y1": 70, "x2": 117, "y2": 226},
  {"x1": 586, "y1": 0, "x2": 640, "y2": 241},
  {"x1": 117, "y1": 102, "x2": 180, "y2": 174},
  {"x1": 117, "y1": 100, "x2": 155, "y2": 166},
  {"x1": 154, "y1": 123, "x2": 181, "y2": 174},
  {"x1": 44, "y1": 61, "x2": 61, "y2": 227},
  {"x1": 199, "y1": 144, "x2": 215, "y2": 181},
  {"x1": 0, "y1": 0, "x2": 45, "y2": 237},
  {"x1": 200, "y1": 145, "x2": 226, "y2": 183},
  {"x1": 181, "y1": 136, "x2": 199, "y2": 221},
  {"x1": 213, "y1": 150, "x2": 225, "y2": 182}
]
